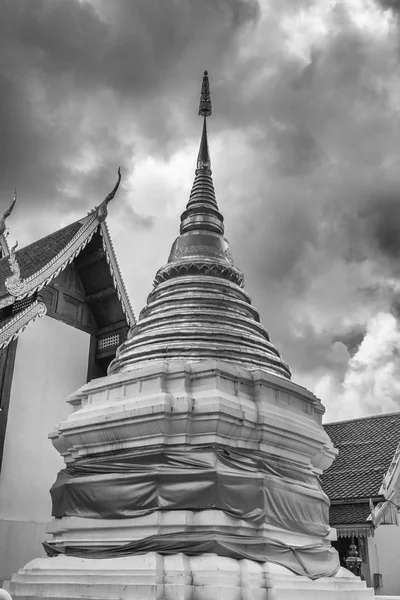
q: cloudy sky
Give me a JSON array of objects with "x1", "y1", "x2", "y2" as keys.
[{"x1": 2, "y1": 0, "x2": 400, "y2": 422}]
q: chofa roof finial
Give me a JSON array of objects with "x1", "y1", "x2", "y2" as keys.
[
  {"x1": 96, "y1": 168, "x2": 122, "y2": 222},
  {"x1": 0, "y1": 189, "x2": 17, "y2": 237}
]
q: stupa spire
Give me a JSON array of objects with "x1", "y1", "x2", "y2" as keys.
[
  {"x1": 108, "y1": 71, "x2": 291, "y2": 379},
  {"x1": 180, "y1": 71, "x2": 223, "y2": 235},
  {"x1": 197, "y1": 71, "x2": 212, "y2": 170}
]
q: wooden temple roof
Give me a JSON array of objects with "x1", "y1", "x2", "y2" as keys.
[
  {"x1": 0, "y1": 221, "x2": 82, "y2": 298},
  {"x1": 0, "y1": 183, "x2": 135, "y2": 351},
  {"x1": 322, "y1": 412, "x2": 400, "y2": 536}
]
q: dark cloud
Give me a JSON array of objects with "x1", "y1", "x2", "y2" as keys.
[
  {"x1": 332, "y1": 327, "x2": 365, "y2": 357},
  {"x1": 360, "y1": 189, "x2": 400, "y2": 262},
  {"x1": 0, "y1": 0, "x2": 259, "y2": 216},
  {"x1": 378, "y1": 0, "x2": 400, "y2": 11},
  {"x1": 210, "y1": 0, "x2": 400, "y2": 396},
  {"x1": 3, "y1": 0, "x2": 400, "y2": 420},
  {"x1": 390, "y1": 292, "x2": 400, "y2": 320},
  {"x1": 278, "y1": 323, "x2": 350, "y2": 376}
]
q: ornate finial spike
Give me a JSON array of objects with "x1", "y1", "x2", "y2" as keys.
[
  {"x1": 106, "y1": 167, "x2": 121, "y2": 203},
  {"x1": 0, "y1": 190, "x2": 17, "y2": 237},
  {"x1": 96, "y1": 167, "x2": 122, "y2": 223},
  {"x1": 198, "y1": 70, "x2": 212, "y2": 117}
]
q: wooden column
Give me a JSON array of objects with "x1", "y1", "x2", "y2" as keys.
[{"x1": 0, "y1": 340, "x2": 18, "y2": 469}]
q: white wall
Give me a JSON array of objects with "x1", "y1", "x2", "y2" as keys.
[
  {"x1": 368, "y1": 514, "x2": 400, "y2": 596},
  {"x1": 0, "y1": 316, "x2": 90, "y2": 582}
]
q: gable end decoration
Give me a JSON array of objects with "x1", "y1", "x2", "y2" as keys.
[
  {"x1": 99, "y1": 220, "x2": 136, "y2": 328},
  {"x1": 3, "y1": 169, "x2": 126, "y2": 304}
]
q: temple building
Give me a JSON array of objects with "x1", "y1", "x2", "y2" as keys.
[
  {"x1": 4, "y1": 73, "x2": 374, "y2": 599},
  {"x1": 322, "y1": 413, "x2": 400, "y2": 597},
  {"x1": 0, "y1": 176, "x2": 135, "y2": 583}
]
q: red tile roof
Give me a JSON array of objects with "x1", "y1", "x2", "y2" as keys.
[{"x1": 322, "y1": 413, "x2": 400, "y2": 501}]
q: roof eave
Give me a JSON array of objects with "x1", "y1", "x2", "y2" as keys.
[
  {"x1": 335, "y1": 524, "x2": 374, "y2": 538},
  {"x1": 0, "y1": 300, "x2": 47, "y2": 350}
]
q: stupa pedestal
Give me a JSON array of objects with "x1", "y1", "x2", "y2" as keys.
[{"x1": 6, "y1": 361, "x2": 372, "y2": 599}]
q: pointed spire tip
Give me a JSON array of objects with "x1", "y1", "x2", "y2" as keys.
[{"x1": 198, "y1": 70, "x2": 212, "y2": 117}]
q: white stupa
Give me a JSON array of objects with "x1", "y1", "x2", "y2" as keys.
[{"x1": 5, "y1": 72, "x2": 373, "y2": 599}]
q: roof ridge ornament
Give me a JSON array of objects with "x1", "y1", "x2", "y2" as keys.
[
  {"x1": 96, "y1": 167, "x2": 122, "y2": 223},
  {"x1": 0, "y1": 189, "x2": 17, "y2": 257},
  {"x1": 0, "y1": 189, "x2": 17, "y2": 237},
  {"x1": 5, "y1": 241, "x2": 25, "y2": 296}
]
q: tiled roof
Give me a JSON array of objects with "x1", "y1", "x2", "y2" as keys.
[
  {"x1": 0, "y1": 207, "x2": 136, "y2": 349},
  {"x1": 322, "y1": 413, "x2": 400, "y2": 500},
  {"x1": 329, "y1": 502, "x2": 371, "y2": 526},
  {"x1": 0, "y1": 221, "x2": 82, "y2": 298}
]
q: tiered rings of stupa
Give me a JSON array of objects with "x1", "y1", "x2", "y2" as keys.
[{"x1": 109, "y1": 72, "x2": 290, "y2": 379}]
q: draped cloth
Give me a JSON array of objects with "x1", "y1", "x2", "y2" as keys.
[
  {"x1": 43, "y1": 531, "x2": 340, "y2": 580},
  {"x1": 48, "y1": 446, "x2": 338, "y2": 580},
  {"x1": 51, "y1": 446, "x2": 330, "y2": 537}
]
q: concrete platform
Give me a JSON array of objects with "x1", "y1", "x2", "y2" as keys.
[{"x1": 4, "y1": 554, "x2": 374, "y2": 600}]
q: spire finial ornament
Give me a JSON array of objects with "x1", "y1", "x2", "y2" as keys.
[
  {"x1": 198, "y1": 70, "x2": 212, "y2": 117},
  {"x1": 197, "y1": 71, "x2": 212, "y2": 171},
  {"x1": 177, "y1": 70, "x2": 222, "y2": 235}
]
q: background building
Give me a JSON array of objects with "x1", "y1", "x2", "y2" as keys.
[{"x1": 322, "y1": 413, "x2": 400, "y2": 596}]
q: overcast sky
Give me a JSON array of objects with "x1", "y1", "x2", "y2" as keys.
[{"x1": 2, "y1": 0, "x2": 400, "y2": 421}]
